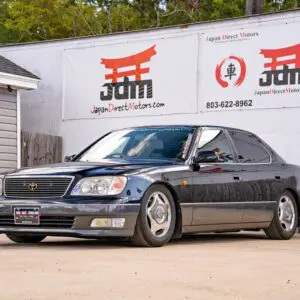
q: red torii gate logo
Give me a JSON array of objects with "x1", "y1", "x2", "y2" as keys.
[
  {"x1": 100, "y1": 45, "x2": 157, "y2": 101},
  {"x1": 259, "y1": 44, "x2": 300, "y2": 87}
]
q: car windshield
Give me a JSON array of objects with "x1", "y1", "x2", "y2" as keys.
[{"x1": 77, "y1": 126, "x2": 196, "y2": 162}]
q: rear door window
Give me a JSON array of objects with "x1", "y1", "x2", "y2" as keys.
[{"x1": 228, "y1": 130, "x2": 271, "y2": 163}]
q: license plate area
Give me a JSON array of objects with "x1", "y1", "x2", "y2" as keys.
[{"x1": 14, "y1": 207, "x2": 40, "y2": 225}]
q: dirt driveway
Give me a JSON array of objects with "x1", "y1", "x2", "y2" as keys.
[{"x1": 0, "y1": 232, "x2": 299, "y2": 300}]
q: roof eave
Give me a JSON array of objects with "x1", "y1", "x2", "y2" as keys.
[{"x1": 0, "y1": 71, "x2": 40, "y2": 90}]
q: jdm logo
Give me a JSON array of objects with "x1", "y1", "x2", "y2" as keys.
[
  {"x1": 259, "y1": 44, "x2": 300, "y2": 87},
  {"x1": 215, "y1": 56, "x2": 246, "y2": 88},
  {"x1": 100, "y1": 45, "x2": 156, "y2": 101}
]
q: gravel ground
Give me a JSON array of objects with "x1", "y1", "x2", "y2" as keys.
[{"x1": 0, "y1": 232, "x2": 300, "y2": 300}]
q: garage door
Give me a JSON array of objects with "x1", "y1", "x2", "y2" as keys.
[{"x1": 0, "y1": 89, "x2": 17, "y2": 173}]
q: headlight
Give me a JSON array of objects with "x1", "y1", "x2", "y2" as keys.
[{"x1": 71, "y1": 176, "x2": 127, "y2": 196}]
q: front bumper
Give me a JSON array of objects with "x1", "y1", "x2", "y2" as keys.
[{"x1": 0, "y1": 199, "x2": 140, "y2": 238}]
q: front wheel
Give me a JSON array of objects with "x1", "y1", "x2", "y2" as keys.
[
  {"x1": 264, "y1": 191, "x2": 298, "y2": 240},
  {"x1": 6, "y1": 234, "x2": 46, "y2": 244},
  {"x1": 131, "y1": 184, "x2": 176, "y2": 247}
]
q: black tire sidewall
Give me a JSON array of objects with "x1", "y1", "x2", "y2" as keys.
[
  {"x1": 274, "y1": 191, "x2": 298, "y2": 239},
  {"x1": 137, "y1": 184, "x2": 176, "y2": 247}
]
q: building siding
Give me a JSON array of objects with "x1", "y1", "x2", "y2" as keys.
[{"x1": 0, "y1": 89, "x2": 17, "y2": 172}]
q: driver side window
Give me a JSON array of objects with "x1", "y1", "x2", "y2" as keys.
[{"x1": 197, "y1": 129, "x2": 234, "y2": 163}]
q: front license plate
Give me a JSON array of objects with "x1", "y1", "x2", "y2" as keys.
[{"x1": 14, "y1": 207, "x2": 40, "y2": 225}]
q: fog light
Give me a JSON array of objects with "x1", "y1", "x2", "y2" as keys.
[
  {"x1": 90, "y1": 218, "x2": 125, "y2": 228},
  {"x1": 112, "y1": 218, "x2": 126, "y2": 228}
]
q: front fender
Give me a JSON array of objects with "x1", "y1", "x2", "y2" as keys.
[{"x1": 124, "y1": 174, "x2": 167, "y2": 203}]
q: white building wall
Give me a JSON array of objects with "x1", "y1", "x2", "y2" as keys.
[{"x1": 0, "y1": 10, "x2": 300, "y2": 164}]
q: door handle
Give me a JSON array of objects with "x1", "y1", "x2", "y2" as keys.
[{"x1": 233, "y1": 176, "x2": 241, "y2": 181}]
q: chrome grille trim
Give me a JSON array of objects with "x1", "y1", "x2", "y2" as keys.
[{"x1": 4, "y1": 175, "x2": 75, "y2": 198}]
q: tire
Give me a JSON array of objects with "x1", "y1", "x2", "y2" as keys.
[
  {"x1": 6, "y1": 234, "x2": 46, "y2": 244},
  {"x1": 264, "y1": 190, "x2": 298, "y2": 240},
  {"x1": 131, "y1": 184, "x2": 176, "y2": 247}
]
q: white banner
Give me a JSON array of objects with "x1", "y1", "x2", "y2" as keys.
[
  {"x1": 62, "y1": 35, "x2": 198, "y2": 119},
  {"x1": 198, "y1": 23, "x2": 300, "y2": 112}
]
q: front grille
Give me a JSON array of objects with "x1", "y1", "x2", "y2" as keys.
[
  {"x1": 0, "y1": 215, "x2": 75, "y2": 228},
  {"x1": 4, "y1": 176, "x2": 73, "y2": 198}
]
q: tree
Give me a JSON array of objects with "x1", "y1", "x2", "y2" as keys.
[
  {"x1": 3, "y1": 0, "x2": 100, "y2": 42},
  {"x1": 198, "y1": 0, "x2": 245, "y2": 21},
  {"x1": 265, "y1": 0, "x2": 300, "y2": 11},
  {"x1": 0, "y1": 0, "x2": 299, "y2": 44},
  {"x1": 0, "y1": 1, "x2": 18, "y2": 43}
]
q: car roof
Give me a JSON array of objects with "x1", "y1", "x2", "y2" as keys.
[{"x1": 119, "y1": 125, "x2": 250, "y2": 132}]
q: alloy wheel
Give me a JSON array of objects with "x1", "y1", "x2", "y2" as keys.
[
  {"x1": 146, "y1": 191, "x2": 172, "y2": 238},
  {"x1": 278, "y1": 195, "x2": 296, "y2": 232}
]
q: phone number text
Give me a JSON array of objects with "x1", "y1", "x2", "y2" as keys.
[{"x1": 206, "y1": 100, "x2": 253, "y2": 109}]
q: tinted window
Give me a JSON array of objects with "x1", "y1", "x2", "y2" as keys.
[
  {"x1": 197, "y1": 129, "x2": 234, "y2": 163},
  {"x1": 229, "y1": 130, "x2": 270, "y2": 163},
  {"x1": 77, "y1": 126, "x2": 196, "y2": 162}
]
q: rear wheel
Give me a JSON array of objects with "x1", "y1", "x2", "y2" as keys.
[
  {"x1": 264, "y1": 191, "x2": 298, "y2": 240},
  {"x1": 131, "y1": 184, "x2": 176, "y2": 247},
  {"x1": 6, "y1": 234, "x2": 46, "y2": 244}
]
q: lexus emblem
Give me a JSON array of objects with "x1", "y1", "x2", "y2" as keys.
[{"x1": 28, "y1": 182, "x2": 38, "y2": 191}]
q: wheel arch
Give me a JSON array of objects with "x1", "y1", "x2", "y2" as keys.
[{"x1": 285, "y1": 188, "x2": 300, "y2": 227}]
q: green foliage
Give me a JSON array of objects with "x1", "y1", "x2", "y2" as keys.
[
  {"x1": 2, "y1": 0, "x2": 100, "y2": 42},
  {"x1": 198, "y1": 0, "x2": 245, "y2": 21},
  {"x1": 265, "y1": 0, "x2": 300, "y2": 11},
  {"x1": 0, "y1": 0, "x2": 299, "y2": 44}
]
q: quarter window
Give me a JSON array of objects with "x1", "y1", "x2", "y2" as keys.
[
  {"x1": 229, "y1": 130, "x2": 270, "y2": 163},
  {"x1": 197, "y1": 129, "x2": 234, "y2": 163}
]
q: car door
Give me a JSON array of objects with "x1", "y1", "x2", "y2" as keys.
[
  {"x1": 190, "y1": 128, "x2": 243, "y2": 229},
  {"x1": 227, "y1": 129, "x2": 285, "y2": 225}
]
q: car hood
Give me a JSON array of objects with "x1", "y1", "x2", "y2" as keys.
[{"x1": 6, "y1": 160, "x2": 180, "y2": 177}]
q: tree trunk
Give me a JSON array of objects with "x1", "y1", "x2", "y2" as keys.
[
  {"x1": 245, "y1": 0, "x2": 253, "y2": 16},
  {"x1": 107, "y1": 8, "x2": 112, "y2": 33},
  {"x1": 253, "y1": 0, "x2": 264, "y2": 14},
  {"x1": 156, "y1": 5, "x2": 161, "y2": 27},
  {"x1": 245, "y1": 0, "x2": 264, "y2": 16}
]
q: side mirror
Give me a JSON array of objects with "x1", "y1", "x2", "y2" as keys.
[
  {"x1": 193, "y1": 150, "x2": 219, "y2": 164},
  {"x1": 64, "y1": 154, "x2": 77, "y2": 162}
]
